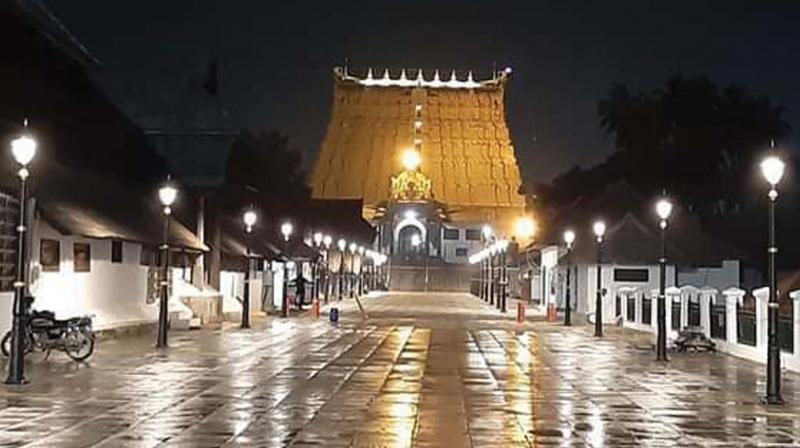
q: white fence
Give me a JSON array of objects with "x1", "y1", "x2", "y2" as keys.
[{"x1": 615, "y1": 285, "x2": 800, "y2": 373}]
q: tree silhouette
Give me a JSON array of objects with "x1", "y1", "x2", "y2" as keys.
[
  {"x1": 540, "y1": 76, "x2": 790, "y2": 214},
  {"x1": 224, "y1": 129, "x2": 310, "y2": 209}
]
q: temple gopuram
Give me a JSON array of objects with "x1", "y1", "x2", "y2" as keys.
[{"x1": 311, "y1": 67, "x2": 528, "y2": 265}]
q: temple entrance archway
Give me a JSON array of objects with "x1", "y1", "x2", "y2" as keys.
[{"x1": 393, "y1": 217, "x2": 426, "y2": 258}]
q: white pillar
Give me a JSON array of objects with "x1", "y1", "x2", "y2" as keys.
[
  {"x1": 680, "y1": 293, "x2": 689, "y2": 329},
  {"x1": 635, "y1": 292, "x2": 642, "y2": 324},
  {"x1": 620, "y1": 291, "x2": 627, "y2": 326},
  {"x1": 666, "y1": 287, "x2": 680, "y2": 337},
  {"x1": 753, "y1": 287, "x2": 769, "y2": 351},
  {"x1": 699, "y1": 289, "x2": 716, "y2": 339},
  {"x1": 723, "y1": 287, "x2": 745, "y2": 345},
  {"x1": 789, "y1": 290, "x2": 800, "y2": 367}
]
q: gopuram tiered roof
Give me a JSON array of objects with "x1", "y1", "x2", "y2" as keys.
[{"x1": 311, "y1": 67, "x2": 525, "y2": 230}]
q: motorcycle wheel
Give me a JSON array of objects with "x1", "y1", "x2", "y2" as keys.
[
  {"x1": 65, "y1": 330, "x2": 95, "y2": 362},
  {"x1": 1, "y1": 331, "x2": 34, "y2": 357}
]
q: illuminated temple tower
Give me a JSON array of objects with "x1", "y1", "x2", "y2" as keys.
[{"x1": 312, "y1": 67, "x2": 527, "y2": 264}]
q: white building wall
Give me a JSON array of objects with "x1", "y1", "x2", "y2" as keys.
[
  {"x1": 540, "y1": 246, "x2": 560, "y2": 308},
  {"x1": 575, "y1": 263, "x2": 676, "y2": 322},
  {"x1": 441, "y1": 226, "x2": 482, "y2": 264},
  {"x1": 25, "y1": 222, "x2": 157, "y2": 332},
  {"x1": 0, "y1": 293, "x2": 13, "y2": 336}
]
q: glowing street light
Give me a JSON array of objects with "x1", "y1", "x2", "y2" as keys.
[
  {"x1": 761, "y1": 155, "x2": 785, "y2": 404},
  {"x1": 5, "y1": 125, "x2": 38, "y2": 384},
  {"x1": 155, "y1": 178, "x2": 178, "y2": 348},
  {"x1": 761, "y1": 156, "x2": 785, "y2": 187},
  {"x1": 11, "y1": 134, "x2": 36, "y2": 168},
  {"x1": 243, "y1": 210, "x2": 257, "y2": 233},
  {"x1": 336, "y1": 238, "x2": 346, "y2": 300},
  {"x1": 280, "y1": 221, "x2": 293, "y2": 242},
  {"x1": 563, "y1": 230, "x2": 575, "y2": 248},
  {"x1": 482, "y1": 224, "x2": 493, "y2": 239},
  {"x1": 592, "y1": 220, "x2": 606, "y2": 337},
  {"x1": 279, "y1": 221, "x2": 293, "y2": 317},
  {"x1": 654, "y1": 197, "x2": 673, "y2": 361},
  {"x1": 514, "y1": 216, "x2": 536, "y2": 240},
  {"x1": 241, "y1": 208, "x2": 257, "y2": 329},
  {"x1": 563, "y1": 229, "x2": 575, "y2": 327}
]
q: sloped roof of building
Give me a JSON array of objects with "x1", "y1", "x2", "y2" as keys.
[
  {"x1": 218, "y1": 216, "x2": 282, "y2": 260},
  {"x1": 1, "y1": 5, "x2": 167, "y2": 187},
  {"x1": 4, "y1": 0, "x2": 99, "y2": 68},
  {"x1": 94, "y1": 63, "x2": 239, "y2": 187},
  {"x1": 1, "y1": 162, "x2": 206, "y2": 251},
  {"x1": 547, "y1": 181, "x2": 743, "y2": 265}
]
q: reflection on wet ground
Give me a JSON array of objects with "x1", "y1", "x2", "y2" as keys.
[{"x1": 0, "y1": 292, "x2": 798, "y2": 447}]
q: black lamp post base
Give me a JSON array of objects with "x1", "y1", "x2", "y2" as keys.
[
  {"x1": 4, "y1": 377, "x2": 28, "y2": 386},
  {"x1": 763, "y1": 396, "x2": 784, "y2": 406}
]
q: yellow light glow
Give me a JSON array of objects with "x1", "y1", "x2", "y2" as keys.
[
  {"x1": 514, "y1": 216, "x2": 536, "y2": 239},
  {"x1": 401, "y1": 148, "x2": 421, "y2": 171}
]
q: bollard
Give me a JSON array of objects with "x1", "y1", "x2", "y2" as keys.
[
  {"x1": 547, "y1": 303, "x2": 557, "y2": 322},
  {"x1": 313, "y1": 299, "x2": 320, "y2": 318},
  {"x1": 329, "y1": 307, "x2": 339, "y2": 323},
  {"x1": 517, "y1": 302, "x2": 526, "y2": 323}
]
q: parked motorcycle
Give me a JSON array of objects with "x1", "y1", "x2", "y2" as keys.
[
  {"x1": 1, "y1": 297, "x2": 95, "y2": 362},
  {"x1": 674, "y1": 326, "x2": 716, "y2": 353}
]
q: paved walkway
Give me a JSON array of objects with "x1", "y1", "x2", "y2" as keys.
[{"x1": 0, "y1": 292, "x2": 798, "y2": 447}]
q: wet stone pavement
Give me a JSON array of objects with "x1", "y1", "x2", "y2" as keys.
[{"x1": 0, "y1": 293, "x2": 799, "y2": 447}]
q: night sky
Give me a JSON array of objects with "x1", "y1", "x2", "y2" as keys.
[{"x1": 46, "y1": 0, "x2": 800, "y2": 186}]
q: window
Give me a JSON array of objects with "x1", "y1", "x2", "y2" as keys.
[
  {"x1": 443, "y1": 228, "x2": 460, "y2": 240},
  {"x1": 613, "y1": 268, "x2": 649, "y2": 282},
  {"x1": 111, "y1": 240, "x2": 123, "y2": 263},
  {"x1": 465, "y1": 229, "x2": 481, "y2": 241},
  {"x1": 455, "y1": 248, "x2": 468, "y2": 257},
  {"x1": 73, "y1": 243, "x2": 91, "y2": 272},
  {"x1": 40, "y1": 239, "x2": 60, "y2": 272}
]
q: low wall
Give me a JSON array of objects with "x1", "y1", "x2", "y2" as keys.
[{"x1": 618, "y1": 285, "x2": 800, "y2": 373}]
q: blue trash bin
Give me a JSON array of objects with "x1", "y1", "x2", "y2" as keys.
[{"x1": 329, "y1": 307, "x2": 339, "y2": 323}]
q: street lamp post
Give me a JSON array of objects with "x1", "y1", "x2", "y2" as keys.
[
  {"x1": 280, "y1": 221, "x2": 293, "y2": 318},
  {"x1": 313, "y1": 232, "x2": 323, "y2": 301},
  {"x1": 480, "y1": 254, "x2": 486, "y2": 301},
  {"x1": 157, "y1": 179, "x2": 177, "y2": 348},
  {"x1": 323, "y1": 235, "x2": 332, "y2": 303},
  {"x1": 5, "y1": 126, "x2": 37, "y2": 385},
  {"x1": 563, "y1": 230, "x2": 575, "y2": 327},
  {"x1": 358, "y1": 246, "x2": 366, "y2": 295},
  {"x1": 488, "y1": 245, "x2": 496, "y2": 306},
  {"x1": 348, "y1": 242, "x2": 357, "y2": 297},
  {"x1": 761, "y1": 155, "x2": 785, "y2": 404},
  {"x1": 593, "y1": 220, "x2": 606, "y2": 338},
  {"x1": 655, "y1": 198, "x2": 673, "y2": 361},
  {"x1": 499, "y1": 240, "x2": 509, "y2": 313},
  {"x1": 337, "y1": 239, "x2": 346, "y2": 300},
  {"x1": 241, "y1": 209, "x2": 257, "y2": 329},
  {"x1": 482, "y1": 225, "x2": 492, "y2": 302}
]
